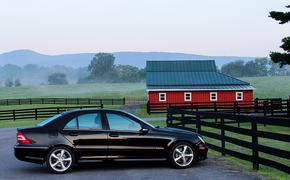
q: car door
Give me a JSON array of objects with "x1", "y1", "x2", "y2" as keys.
[
  {"x1": 105, "y1": 112, "x2": 158, "y2": 159},
  {"x1": 61, "y1": 111, "x2": 108, "y2": 160}
]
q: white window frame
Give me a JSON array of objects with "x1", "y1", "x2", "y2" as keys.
[
  {"x1": 236, "y1": 92, "x2": 243, "y2": 101},
  {"x1": 210, "y1": 92, "x2": 217, "y2": 101},
  {"x1": 184, "y1": 92, "x2": 192, "y2": 101},
  {"x1": 159, "y1": 93, "x2": 166, "y2": 102}
]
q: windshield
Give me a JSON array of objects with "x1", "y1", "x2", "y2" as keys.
[
  {"x1": 127, "y1": 112, "x2": 155, "y2": 128},
  {"x1": 37, "y1": 114, "x2": 62, "y2": 126}
]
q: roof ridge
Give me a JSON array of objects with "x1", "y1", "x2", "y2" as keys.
[
  {"x1": 146, "y1": 60, "x2": 215, "y2": 62},
  {"x1": 216, "y1": 72, "x2": 250, "y2": 85}
]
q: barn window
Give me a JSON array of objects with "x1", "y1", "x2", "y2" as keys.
[
  {"x1": 184, "y1": 92, "x2": 191, "y2": 101},
  {"x1": 236, "y1": 92, "x2": 243, "y2": 101},
  {"x1": 210, "y1": 92, "x2": 217, "y2": 101},
  {"x1": 159, "y1": 93, "x2": 166, "y2": 102}
]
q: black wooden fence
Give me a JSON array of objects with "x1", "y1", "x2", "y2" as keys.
[
  {"x1": 0, "y1": 98, "x2": 125, "y2": 106},
  {"x1": 0, "y1": 105, "x2": 103, "y2": 121},
  {"x1": 148, "y1": 98, "x2": 290, "y2": 117},
  {"x1": 167, "y1": 107, "x2": 290, "y2": 174}
]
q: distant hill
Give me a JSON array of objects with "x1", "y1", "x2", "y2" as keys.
[{"x1": 0, "y1": 49, "x2": 256, "y2": 68}]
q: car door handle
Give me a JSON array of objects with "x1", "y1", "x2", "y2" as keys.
[
  {"x1": 69, "y1": 132, "x2": 78, "y2": 136},
  {"x1": 109, "y1": 133, "x2": 119, "y2": 137}
]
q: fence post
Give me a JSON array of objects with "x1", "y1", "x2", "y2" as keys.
[
  {"x1": 77, "y1": 99, "x2": 79, "y2": 105},
  {"x1": 166, "y1": 109, "x2": 172, "y2": 126},
  {"x1": 6, "y1": 99, "x2": 8, "y2": 106},
  {"x1": 57, "y1": 107, "x2": 60, "y2": 114},
  {"x1": 263, "y1": 101, "x2": 267, "y2": 117},
  {"x1": 12, "y1": 110, "x2": 15, "y2": 121},
  {"x1": 251, "y1": 118, "x2": 259, "y2": 170},
  {"x1": 196, "y1": 113, "x2": 201, "y2": 134},
  {"x1": 65, "y1": 98, "x2": 68, "y2": 105},
  {"x1": 147, "y1": 101, "x2": 151, "y2": 115},
  {"x1": 181, "y1": 113, "x2": 185, "y2": 127},
  {"x1": 123, "y1": 98, "x2": 126, "y2": 105},
  {"x1": 287, "y1": 99, "x2": 290, "y2": 117},
  {"x1": 112, "y1": 99, "x2": 114, "y2": 105},
  {"x1": 41, "y1": 98, "x2": 44, "y2": 104},
  {"x1": 35, "y1": 109, "x2": 38, "y2": 120},
  {"x1": 18, "y1": 99, "x2": 21, "y2": 105},
  {"x1": 254, "y1": 98, "x2": 258, "y2": 113},
  {"x1": 214, "y1": 102, "x2": 218, "y2": 123},
  {"x1": 233, "y1": 102, "x2": 238, "y2": 114},
  {"x1": 221, "y1": 117, "x2": 225, "y2": 156}
]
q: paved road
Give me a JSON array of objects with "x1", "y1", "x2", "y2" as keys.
[{"x1": 0, "y1": 128, "x2": 266, "y2": 180}]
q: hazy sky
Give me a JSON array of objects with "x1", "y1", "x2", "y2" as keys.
[{"x1": 0, "y1": 0, "x2": 289, "y2": 56}]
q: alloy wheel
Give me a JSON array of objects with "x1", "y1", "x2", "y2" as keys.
[
  {"x1": 173, "y1": 144, "x2": 194, "y2": 167},
  {"x1": 49, "y1": 149, "x2": 72, "y2": 172}
]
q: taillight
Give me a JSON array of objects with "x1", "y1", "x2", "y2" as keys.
[{"x1": 17, "y1": 131, "x2": 31, "y2": 144}]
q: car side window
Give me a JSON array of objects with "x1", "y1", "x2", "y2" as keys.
[
  {"x1": 78, "y1": 113, "x2": 102, "y2": 130},
  {"x1": 64, "y1": 113, "x2": 103, "y2": 130},
  {"x1": 64, "y1": 118, "x2": 77, "y2": 129},
  {"x1": 106, "y1": 113, "x2": 141, "y2": 131}
]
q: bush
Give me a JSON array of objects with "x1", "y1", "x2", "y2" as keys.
[{"x1": 48, "y1": 72, "x2": 68, "y2": 85}]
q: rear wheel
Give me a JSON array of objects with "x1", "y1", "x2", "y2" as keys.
[
  {"x1": 168, "y1": 142, "x2": 195, "y2": 169},
  {"x1": 46, "y1": 146, "x2": 74, "y2": 174}
]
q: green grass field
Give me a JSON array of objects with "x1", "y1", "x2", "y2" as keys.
[
  {"x1": 240, "y1": 76, "x2": 290, "y2": 99},
  {"x1": 0, "y1": 83, "x2": 146, "y2": 99},
  {"x1": 0, "y1": 76, "x2": 288, "y2": 99}
]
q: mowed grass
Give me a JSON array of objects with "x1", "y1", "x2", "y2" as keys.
[
  {"x1": 240, "y1": 76, "x2": 290, "y2": 99},
  {"x1": 0, "y1": 83, "x2": 146, "y2": 99},
  {"x1": 0, "y1": 76, "x2": 288, "y2": 99}
]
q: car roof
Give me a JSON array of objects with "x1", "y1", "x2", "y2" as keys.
[{"x1": 61, "y1": 108, "x2": 127, "y2": 115}]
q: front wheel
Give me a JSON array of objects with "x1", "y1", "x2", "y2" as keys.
[
  {"x1": 46, "y1": 146, "x2": 75, "y2": 174},
  {"x1": 168, "y1": 142, "x2": 195, "y2": 169}
]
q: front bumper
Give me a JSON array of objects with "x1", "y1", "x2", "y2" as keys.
[
  {"x1": 196, "y1": 144, "x2": 208, "y2": 161},
  {"x1": 14, "y1": 144, "x2": 49, "y2": 164}
]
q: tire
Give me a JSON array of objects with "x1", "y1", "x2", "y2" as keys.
[
  {"x1": 168, "y1": 142, "x2": 195, "y2": 169},
  {"x1": 46, "y1": 146, "x2": 75, "y2": 174}
]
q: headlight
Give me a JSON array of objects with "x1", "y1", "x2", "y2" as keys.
[{"x1": 198, "y1": 136, "x2": 205, "y2": 144}]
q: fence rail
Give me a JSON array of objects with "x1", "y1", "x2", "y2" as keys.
[
  {"x1": 148, "y1": 98, "x2": 290, "y2": 117},
  {"x1": 0, "y1": 105, "x2": 103, "y2": 121},
  {"x1": 167, "y1": 107, "x2": 290, "y2": 174},
  {"x1": 0, "y1": 98, "x2": 125, "y2": 106}
]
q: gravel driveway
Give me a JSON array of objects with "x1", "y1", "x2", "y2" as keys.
[{"x1": 0, "y1": 127, "x2": 266, "y2": 180}]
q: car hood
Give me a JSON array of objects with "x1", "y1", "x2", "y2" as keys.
[{"x1": 154, "y1": 127, "x2": 197, "y2": 136}]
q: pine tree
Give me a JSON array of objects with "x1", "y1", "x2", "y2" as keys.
[{"x1": 269, "y1": 5, "x2": 290, "y2": 66}]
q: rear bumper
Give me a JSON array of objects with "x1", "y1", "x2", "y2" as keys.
[
  {"x1": 14, "y1": 144, "x2": 49, "y2": 164},
  {"x1": 196, "y1": 144, "x2": 208, "y2": 161}
]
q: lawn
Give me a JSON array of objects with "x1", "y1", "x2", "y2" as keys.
[
  {"x1": 0, "y1": 83, "x2": 146, "y2": 99},
  {"x1": 0, "y1": 76, "x2": 288, "y2": 99},
  {"x1": 240, "y1": 76, "x2": 290, "y2": 99}
]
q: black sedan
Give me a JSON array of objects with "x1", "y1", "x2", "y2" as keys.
[{"x1": 14, "y1": 109, "x2": 208, "y2": 174}]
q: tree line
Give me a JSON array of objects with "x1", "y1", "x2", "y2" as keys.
[
  {"x1": 77, "y1": 53, "x2": 145, "y2": 84},
  {"x1": 221, "y1": 58, "x2": 290, "y2": 77}
]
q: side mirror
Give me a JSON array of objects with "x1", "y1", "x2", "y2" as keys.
[{"x1": 140, "y1": 128, "x2": 149, "y2": 134}]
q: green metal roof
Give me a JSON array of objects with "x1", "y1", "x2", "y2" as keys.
[
  {"x1": 146, "y1": 60, "x2": 217, "y2": 72},
  {"x1": 146, "y1": 60, "x2": 254, "y2": 90},
  {"x1": 147, "y1": 85, "x2": 255, "y2": 90}
]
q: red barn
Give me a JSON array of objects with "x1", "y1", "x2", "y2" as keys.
[{"x1": 146, "y1": 60, "x2": 254, "y2": 106}]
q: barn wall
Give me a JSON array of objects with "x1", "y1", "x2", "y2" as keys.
[{"x1": 148, "y1": 90, "x2": 253, "y2": 103}]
